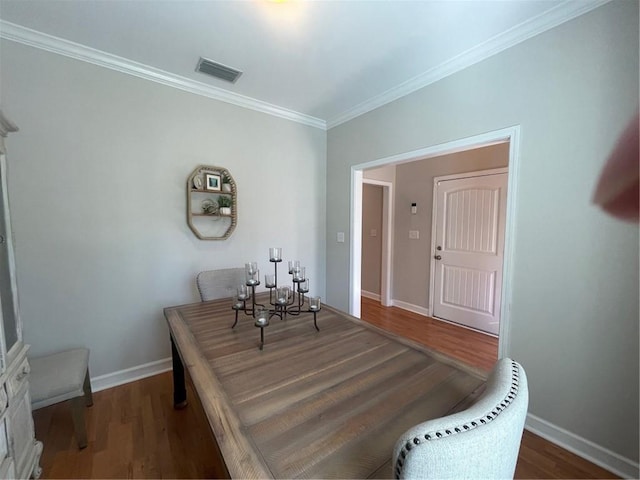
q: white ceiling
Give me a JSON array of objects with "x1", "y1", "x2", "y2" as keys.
[{"x1": 0, "y1": 0, "x2": 606, "y2": 128}]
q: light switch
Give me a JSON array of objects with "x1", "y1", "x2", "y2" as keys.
[
  {"x1": 370, "y1": 229, "x2": 377, "y2": 237},
  {"x1": 337, "y1": 232, "x2": 345, "y2": 243},
  {"x1": 409, "y1": 230, "x2": 419, "y2": 239}
]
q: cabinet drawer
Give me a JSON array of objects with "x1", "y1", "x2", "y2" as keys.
[
  {"x1": 7, "y1": 358, "x2": 30, "y2": 397},
  {"x1": 9, "y1": 391, "x2": 36, "y2": 477}
]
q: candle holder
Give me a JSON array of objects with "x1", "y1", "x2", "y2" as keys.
[
  {"x1": 254, "y1": 309, "x2": 270, "y2": 350},
  {"x1": 232, "y1": 248, "x2": 322, "y2": 349}
]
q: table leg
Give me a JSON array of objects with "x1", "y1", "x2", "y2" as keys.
[{"x1": 171, "y1": 335, "x2": 188, "y2": 409}]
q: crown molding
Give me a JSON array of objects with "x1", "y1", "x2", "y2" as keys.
[
  {"x1": 326, "y1": 0, "x2": 611, "y2": 129},
  {"x1": 0, "y1": 20, "x2": 327, "y2": 130},
  {"x1": 0, "y1": 0, "x2": 609, "y2": 131}
]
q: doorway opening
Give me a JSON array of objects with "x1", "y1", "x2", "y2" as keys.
[
  {"x1": 361, "y1": 179, "x2": 393, "y2": 307},
  {"x1": 351, "y1": 126, "x2": 520, "y2": 359}
]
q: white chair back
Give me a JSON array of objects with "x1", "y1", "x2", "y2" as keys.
[
  {"x1": 196, "y1": 268, "x2": 245, "y2": 301},
  {"x1": 392, "y1": 358, "x2": 528, "y2": 479}
]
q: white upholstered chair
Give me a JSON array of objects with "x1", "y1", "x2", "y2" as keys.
[
  {"x1": 196, "y1": 268, "x2": 245, "y2": 301},
  {"x1": 29, "y1": 348, "x2": 93, "y2": 449},
  {"x1": 392, "y1": 358, "x2": 528, "y2": 479}
]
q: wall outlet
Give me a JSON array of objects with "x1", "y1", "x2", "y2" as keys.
[
  {"x1": 370, "y1": 229, "x2": 377, "y2": 237},
  {"x1": 409, "y1": 230, "x2": 419, "y2": 239},
  {"x1": 337, "y1": 232, "x2": 345, "y2": 243}
]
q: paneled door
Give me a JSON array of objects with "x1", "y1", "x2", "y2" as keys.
[{"x1": 432, "y1": 171, "x2": 507, "y2": 335}]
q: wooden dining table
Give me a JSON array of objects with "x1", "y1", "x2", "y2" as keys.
[{"x1": 164, "y1": 294, "x2": 486, "y2": 479}]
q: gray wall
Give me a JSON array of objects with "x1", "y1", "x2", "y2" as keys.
[
  {"x1": 0, "y1": 40, "x2": 327, "y2": 378},
  {"x1": 393, "y1": 143, "x2": 508, "y2": 309},
  {"x1": 361, "y1": 184, "x2": 382, "y2": 295},
  {"x1": 327, "y1": 1, "x2": 638, "y2": 467}
]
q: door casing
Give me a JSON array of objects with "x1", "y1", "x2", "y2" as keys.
[{"x1": 350, "y1": 125, "x2": 520, "y2": 359}]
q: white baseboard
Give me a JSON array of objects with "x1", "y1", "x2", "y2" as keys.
[
  {"x1": 391, "y1": 299, "x2": 431, "y2": 317},
  {"x1": 526, "y1": 414, "x2": 639, "y2": 479},
  {"x1": 91, "y1": 357, "x2": 172, "y2": 393},
  {"x1": 361, "y1": 290, "x2": 381, "y2": 301}
]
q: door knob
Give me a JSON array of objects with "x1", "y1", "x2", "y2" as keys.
[{"x1": 434, "y1": 255, "x2": 442, "y2": 260}]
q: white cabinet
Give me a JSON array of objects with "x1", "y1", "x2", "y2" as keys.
[{"x1": 0, "y1": 110, "x2": 42, "y2": 479}]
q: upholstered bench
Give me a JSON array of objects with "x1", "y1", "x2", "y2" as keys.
[{"x1": 29, "y1": 348, "x2": 93, "y2": 449}]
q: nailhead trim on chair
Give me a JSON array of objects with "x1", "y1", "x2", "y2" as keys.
[{"x1": 394, "y1": 360, "x2": 522, "y2": 479}]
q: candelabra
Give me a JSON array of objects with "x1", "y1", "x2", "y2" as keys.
[{"x1": 231, "y1": 248, "x2": 321, "y2": 350}]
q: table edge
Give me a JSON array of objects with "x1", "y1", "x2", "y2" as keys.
[{"x1": 165, "y1": 306, "x2": 274, "y2": 479}]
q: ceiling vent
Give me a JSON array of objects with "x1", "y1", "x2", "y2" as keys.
[{"x1": 196, "y1": 57, "x2": 242, "y2": 83}]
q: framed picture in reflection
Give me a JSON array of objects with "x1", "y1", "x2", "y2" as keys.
[{"x1": 205, "y1": 173, "x2": 221, "y2": 191}]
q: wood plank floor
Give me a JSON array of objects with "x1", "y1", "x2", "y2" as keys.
[
  {"x1": 33, "y1": 372, "x2": 227, "y2": 479},
  {"x1": 31, "y1": 298, "x2": 617, "y2": 479},
  {"x1": 360, "y1": 296, "x2": 499, "y2": 372}
]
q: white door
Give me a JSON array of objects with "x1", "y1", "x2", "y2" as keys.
[{"x1": 432, "y1": 172, "x2": 507, "y2": 335}]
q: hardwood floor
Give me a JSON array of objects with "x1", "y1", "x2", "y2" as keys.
[
  {"x1": 360, "y1": 296, "x2": 499, "y2": 372},
  {"x1": 31, "y1": 298, "x2": 617, "y2": 479},
  {"x1": 33, "y1": 372, "x2": 226, "y2": 479}
]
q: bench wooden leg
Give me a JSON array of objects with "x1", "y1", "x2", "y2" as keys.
[
  {"x1": 83, "y1": 369, "x2": 94, "y2": 407},
  {"x1": 70, "y1": 395, "x2": 88, "y2": 449}
]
